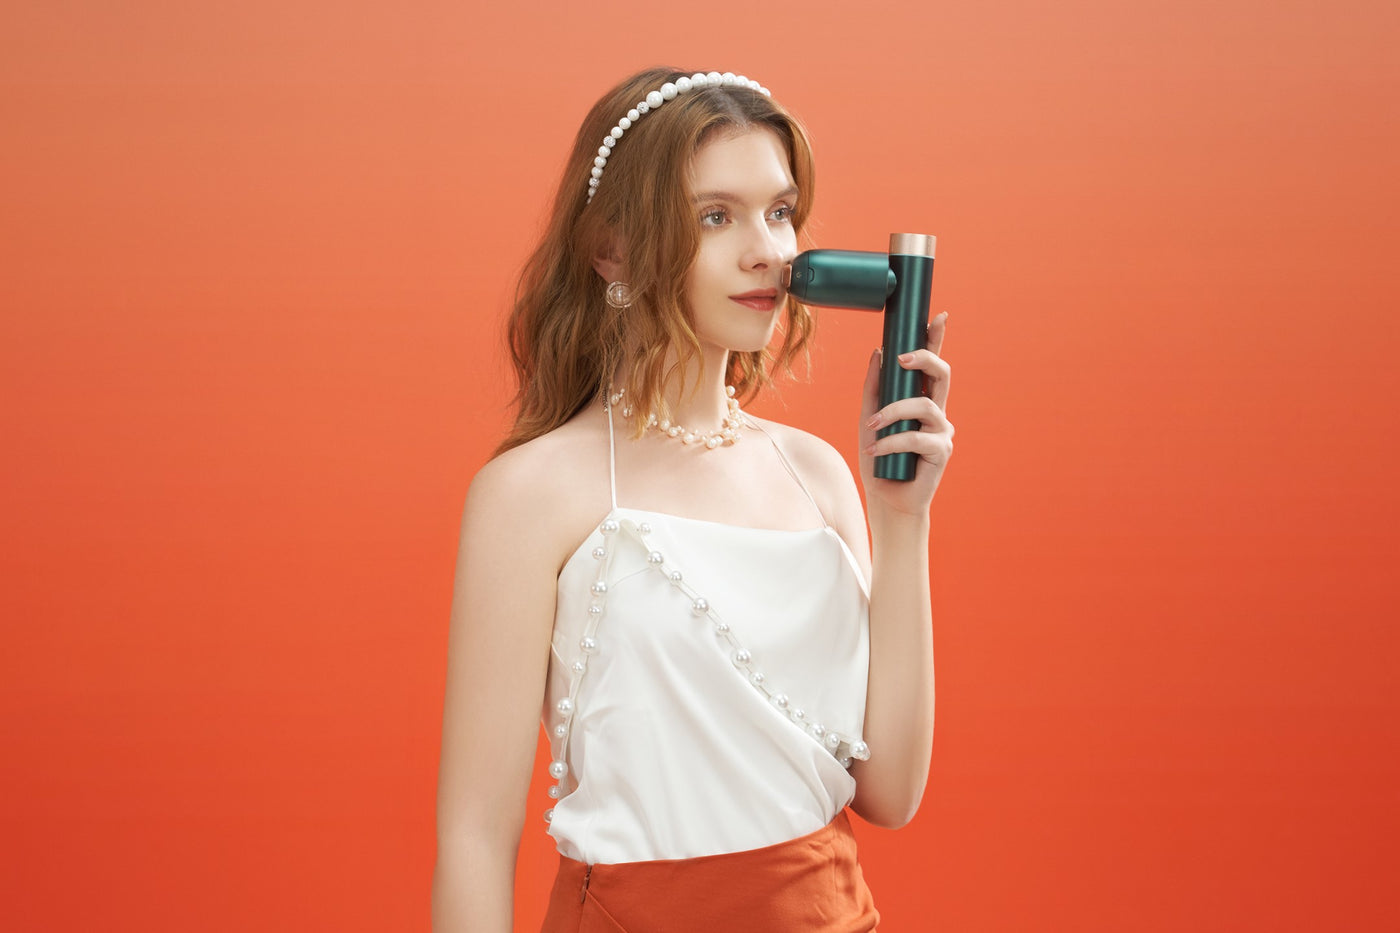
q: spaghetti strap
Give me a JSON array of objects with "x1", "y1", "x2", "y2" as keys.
[
  {"x1": 606, "y1": 400, "x2": 819, "y2": 528},
  {"x1": 606, "y1": 396, "x2": 619, "y2": 510},
  {"x1": 749, "y1": 421, "x2": 828, "y2": 529}
]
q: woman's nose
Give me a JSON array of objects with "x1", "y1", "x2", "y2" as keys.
[{"x1": 741, "y1": 221, "x2": 790, "y2": 271}]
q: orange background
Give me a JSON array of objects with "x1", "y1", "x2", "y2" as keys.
[{"x1": 3, "y1": 1, "x2": 1397, "y2": 930}]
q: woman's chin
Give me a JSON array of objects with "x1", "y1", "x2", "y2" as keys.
[{"x1": 710, "y1": 322, "x2": 783, "y2": 356}]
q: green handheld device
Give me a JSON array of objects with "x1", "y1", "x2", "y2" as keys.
[{"x1": 786, "y1": 233, "x2": 937, "y2": 482}]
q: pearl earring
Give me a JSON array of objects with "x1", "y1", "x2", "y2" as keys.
[{"x1": 605, "y1": 281, "x2": 633, "y2": 310}]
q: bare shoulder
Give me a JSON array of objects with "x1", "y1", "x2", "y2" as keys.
[
  {"x1": 752, "y1": 416, "x2": 854, "y2": 488},
  {"x1": 751, "y1": 416, "x2": 863, "y2": 524},
  {"x1": 465, "y1": 409, "x2": 614, "y2": 573}
]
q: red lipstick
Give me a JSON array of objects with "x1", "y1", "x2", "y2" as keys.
[{"x1": 729, "y1": 288, "x2": 782, "y2": 312}]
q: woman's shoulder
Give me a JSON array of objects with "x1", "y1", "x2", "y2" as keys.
[
  {"x1": 751, "y1": 415, "x2": 850, "y2": 476},
  {"x1": 751, "y1": 415, "x2": 871, "y2": 571},
  {"x1": 466, "y1": 408, "x2": 614, "y2": 571},
  {"x1": 749, "y1": 415, "x2": 860, "y2": 507},
  {"x1": 474, "y1": 413, "x2": 599, "y2": 487}
]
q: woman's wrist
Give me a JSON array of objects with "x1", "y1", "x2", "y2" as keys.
[{"x1": 867, "y1": 500, "x2": 932, "y2": 539}]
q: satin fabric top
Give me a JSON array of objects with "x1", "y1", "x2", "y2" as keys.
[{"x1": 540, "y1": 412, "x2": 872, "y2": 866}]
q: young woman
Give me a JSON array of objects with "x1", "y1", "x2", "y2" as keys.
[{"x1": 433, "y1": 67, "x2": 953, "y2": 932}]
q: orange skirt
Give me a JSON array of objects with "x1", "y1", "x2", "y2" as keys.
[{"x1": 540, "y1": 810, "x2": 879, "y2": 932}]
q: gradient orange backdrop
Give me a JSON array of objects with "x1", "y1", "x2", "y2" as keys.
[{"x1": 3, "y1": 1, "x2": 1397, "y2": 930}]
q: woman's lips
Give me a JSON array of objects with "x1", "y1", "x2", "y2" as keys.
[{"x1": 729, "y1": 290, "x2": 782, "y2": 312}]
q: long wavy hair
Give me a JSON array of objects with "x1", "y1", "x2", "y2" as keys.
[{"x1": 497, "y1": 67, "x2": 818, "y2": 454}]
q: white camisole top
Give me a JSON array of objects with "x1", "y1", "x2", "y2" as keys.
[{"x1": 540, "y1": 404, "x2": 872, "y2": 865}]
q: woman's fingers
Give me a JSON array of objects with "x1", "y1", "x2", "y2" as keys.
[
  {"x1": 864, "y1": 395, "x2": 952, "y2": 435},
  {"x1": 859, "y1": 347, "x2": 882, "y2": 446},
  {"x1": 892, "y1": 315, "x2": 950, "y2": 412},
  {"x1": 864, "y1": 416, "x2": 954, "y2": 462},
  {"x1": 858, "y1": 312, "x2": 953, "y2": 494},
  {"x1": 876, "y1": 347, "x2": 951, "y2": 416},
  {"x1": 860, "y1": 311, "x2": 951, "y2": 460},
  {"x1": 927, "y1": 311, "x2": 947, "y2": 357}
]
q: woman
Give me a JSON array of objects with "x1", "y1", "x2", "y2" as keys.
[{"x1": 434, "y1": 67, "x2": 952, "y2": 932}]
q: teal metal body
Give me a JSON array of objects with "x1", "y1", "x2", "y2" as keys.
[{"x1": 787, "y1": 237, "x2": 936, "y2": 482}]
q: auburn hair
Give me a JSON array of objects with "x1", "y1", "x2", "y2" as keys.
[{"x1": 497, "y1": 67, "x2": 817, "y2": 454}]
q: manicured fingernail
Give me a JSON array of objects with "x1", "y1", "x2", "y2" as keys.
[
  {"x1": 865, "y1": 414, "x2": 882, "y2": 429},
  {"x1": 863, "y1": 444, "x2": 876, "y2": 456},
  {"x1": 898, "y1": 352, "x2": 914, "y2": 364}
]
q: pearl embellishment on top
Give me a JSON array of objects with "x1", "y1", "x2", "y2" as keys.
[
  {"x1": 541, "y1": 516, "x2": 619, "y2": 823},
  {"x1": 626, "y1": 517, "x2": 868, "y2": 767},
  {"x1": 539, "y1": 513, "x2": 871, "y2": 824}
]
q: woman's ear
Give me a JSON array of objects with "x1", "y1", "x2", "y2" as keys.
[{"x1": 591, "y1": 231, "x2": 627, "y2": 283}]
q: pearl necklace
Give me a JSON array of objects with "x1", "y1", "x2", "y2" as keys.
[{"x1": 609, "y1": 386, "x2": 746, "y2": 450}]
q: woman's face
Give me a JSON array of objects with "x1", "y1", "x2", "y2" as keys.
[{"x1": 683, "y1": 126, "x2": 800, "y2": 356}]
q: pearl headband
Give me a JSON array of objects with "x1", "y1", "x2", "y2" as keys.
[{"x1": 586, "y1": 71, "x2": 771, "y2": 203}]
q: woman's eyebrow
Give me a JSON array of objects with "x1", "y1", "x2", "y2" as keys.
[{"x1": 691, "y1": 186, "x2": 800, "y2": 204}]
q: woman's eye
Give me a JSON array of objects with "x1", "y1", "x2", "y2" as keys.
[
  {"x1": 699, "y1": 208, "x2": 727, "y2": 227},
  {"x1": 768, "y1": 204, "x2": 795, "y2": 223}
]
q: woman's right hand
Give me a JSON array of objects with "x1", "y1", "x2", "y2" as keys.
[{"x1": 856, "y1": 311, "x2": 954, "y2": 520}]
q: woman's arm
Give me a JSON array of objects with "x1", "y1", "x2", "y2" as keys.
[
  {"x1": 837, "y1": 313, "x2": 954, "y2": 828},
  {"x1": 432, "y1": 453, "x2": 564, "y2": 932}
]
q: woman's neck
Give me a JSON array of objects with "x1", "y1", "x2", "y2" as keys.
[
  {"x1": 622, "y1": 345, "x2": 732, "y2": 431},
  {"x1": 668, "y1": 346, "x2": 732, "y2": 428}
]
